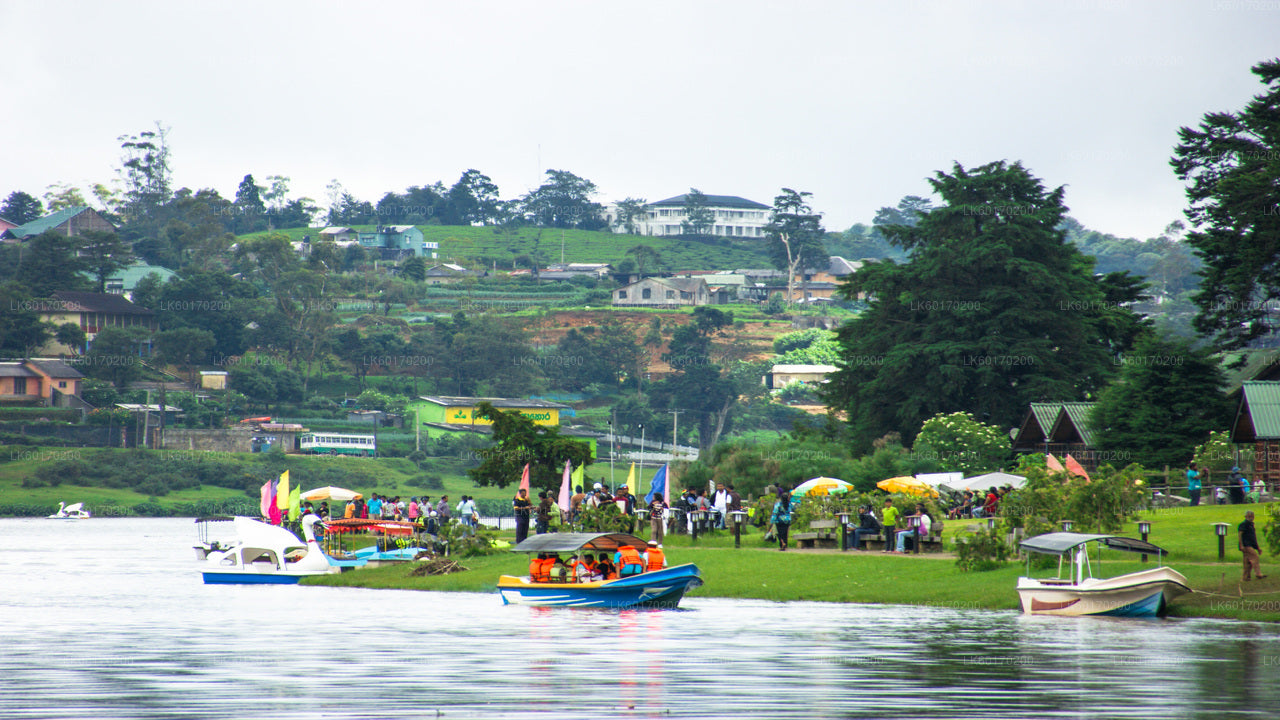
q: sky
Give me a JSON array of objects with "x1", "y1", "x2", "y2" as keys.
[{"x1": 2, "y1": 0, "x2": 1277, "y2": 240}]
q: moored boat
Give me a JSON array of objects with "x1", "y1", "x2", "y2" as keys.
[
  {"x1": 200, "y1": 514, "x2": 337, "y2": 584},
  {"x1": 1017, "y1": 532, "x2": 1190, "y2": 617},
  {"x1": 498, "y1": 532, "x2": 702, "y2": 608},
  {"x1": 320, "y1": 518, "x2": 433, "y2": 568}
]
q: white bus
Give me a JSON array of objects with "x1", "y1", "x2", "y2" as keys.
[{"x1": 299, "y1": 433, "x2": 377, "y2": 457}]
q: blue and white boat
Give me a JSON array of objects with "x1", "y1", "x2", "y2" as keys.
[
  {"x1": 320, "y1": 518, "x2": 433, "y2": 568},
  {"x1": 497, "y1": 532, "x2": 702, "y2": 608},
  {"x1": 1017, "y1": 532, "x2": 1190, "y2": 617},
  {"x1": 199, "y1": 515, "x2": 337, "y2": 584}
]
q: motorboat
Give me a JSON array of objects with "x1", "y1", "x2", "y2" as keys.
[
  {"x1": 200, "y1": 514, "x2": 337, "y2": 584},
  {"x1": 1016, "y1": 532, "x2": 1190, "y2": 617},
  {"x1": 319, "y1": 518, "x2": 433, "y2": 568},
  {"x1": 48, "y1": 502, "x2": 90, "y2": 519},
  {"x1": 497, "y1": 532, "x2": 702, "y2": 608}
]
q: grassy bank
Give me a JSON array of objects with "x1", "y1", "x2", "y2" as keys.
[{"x1": 305, "y1": 502, "x2": 1280, "y2": 622}]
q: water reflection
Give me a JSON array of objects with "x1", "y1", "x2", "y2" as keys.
[{"x1": 1, "y1": 518, "x2": 1278, "y2": 719}]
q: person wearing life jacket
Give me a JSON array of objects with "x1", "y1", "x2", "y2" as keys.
[
  {"x1": 595, "y1": 553, "x2": 617, "y2": 580},
  {"x1": 549, "y1": 555, "x2": 569, "y2": 583},
  {"x1": 644, "y1": 540, "x2": 666, "y2": 572},
  {"x1": 529, "y1": 553, "x2": 554, "y2": 583},
  {"x1": 615, "y1": 543, "x2": 644, "y2": 577}
]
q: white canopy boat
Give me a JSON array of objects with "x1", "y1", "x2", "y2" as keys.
[
  {"x1": 47, "y1": 502, "x2": 90, "y2": 519},
  {"x1": 199, "y1": 514, "x2": 337, "y2": 584},
  {"x1": 1017, "y1": 532, "x2": 1190, "y2": 617}
]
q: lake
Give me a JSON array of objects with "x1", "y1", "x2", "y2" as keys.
[{"x1": 2, "y1": 517, "x2": 1278, "y2": 718}]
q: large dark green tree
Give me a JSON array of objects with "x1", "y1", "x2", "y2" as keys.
[
  {"x1": 1171, "y1": 58, "x2": 1280, "y2": 351},
  {"x1": 649, "y1": 307, "x2": 742, "y2": 452},
  {"x1": 14, "y1": 230, "x2": 91, "y2": 296},
  {"x1": 79, "y1": 230, "x2": 134, "y2": 293},
  {"x1": 468, "y1": 402, "x2": 593, "y2": 490},
  {"x1": 826, "y1": 160, "x2": 1147, "y2": 451},
  {"x1": 519, "y1": 170, "x2": 603, "y2": 229},
  {"x1": 1, "y1": 191, "x2": 44, "y2": 224},
  {"x1": 1091, "y1": 334, "x2": 1232, "y2": 468}
]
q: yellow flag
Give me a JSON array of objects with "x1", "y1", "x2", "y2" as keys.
[
  {"x1": 571, "y1": 463, "x2": 584, "y2": 487},
  {"x1": 625, "y1": 462, "x2": 635, "y2": 490},
  {"x1": 276, "y1": 470, "x2": 290, "y2": 509}
]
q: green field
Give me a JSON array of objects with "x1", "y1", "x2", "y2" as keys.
[
  {"x1": 242, "y1": 225, "x2": 773, "y2": 270},
  {"x1": 305, "y1": 501, "x2": 1280, "y2": 621}
]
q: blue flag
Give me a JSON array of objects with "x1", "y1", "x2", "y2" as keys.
[{"x1": 646, "y1": 464, "x2": 668, "y2": 504}]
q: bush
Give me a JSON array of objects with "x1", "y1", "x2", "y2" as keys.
[{"x1": 954, "y1": 527, "x2": 1012, "y2": 572}]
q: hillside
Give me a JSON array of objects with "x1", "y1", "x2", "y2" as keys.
[{"x1": 243, "y1": 225, "x2": 774, "y2": 270}]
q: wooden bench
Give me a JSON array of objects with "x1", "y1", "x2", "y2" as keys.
[
  {"x1": 793, "y1": 519, "x2": 839, "y2": 549},
  {"x1": 864, "y1": 522, "x2": 946, "y2": 553}
]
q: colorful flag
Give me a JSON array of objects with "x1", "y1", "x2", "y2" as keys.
[
  {"x1": 519, "y1": 463, "x2": 530, "y2": 493},
  {"x1": 1046, "y1": 454, "x2": 1066, "y2": 473},
  {"x1": 288, "y1": 484, "x2": 301, "y2": 521},
  {"x1": 571, "y1": 463, "x2": 584, "y2": 489},
  {"x1": 558, "y1": 460, "x2": 573, "y2": 513},
  {"x1": 1065, "y1": 455, "x2": 1090, "y2": 481},
  {"x1": 646, "y1": 464, "x2": 668, "y2": 504},
  {"x1": 259, "y1": 481, "x2": 272, "y2": 519},
  {"x1": 276, "y1": 470, "x2": 290, "y2": 510},
  {"x1": 625, "y1": 462, "x2": 636, "y2": 491}
]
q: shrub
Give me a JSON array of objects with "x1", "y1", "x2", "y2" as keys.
[{"x1": 954, "y1": 527, "x2": 1012, "y2": 572}]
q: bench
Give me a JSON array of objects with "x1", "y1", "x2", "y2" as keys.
[
  {"x1": 864, "y1": 521, "x2": 946, "y2": 553},
  {"x1": 793, "y1": 519, "x2": 839, "y2": 549}
]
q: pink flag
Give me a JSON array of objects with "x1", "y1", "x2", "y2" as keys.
[
  {"x1": 260, "y1": 481, "x2": 272, "y2": 518},
  {"x1": 519, "y1": 463, "x2": 530, "y2": 493},
  {"x1": 1046, "y1": 454, "x2": 1066, "y2": 473},
  {"x1": 1065, "y1": 455, "x2": 1091, "y2": 481},
  {"x1": 558, "y1": 460, "x2": 573, "y2": 513}
]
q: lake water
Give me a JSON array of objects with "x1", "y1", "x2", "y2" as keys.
[{"x1": 2, "y1": 518, "x2": 1278, "y2": 719}]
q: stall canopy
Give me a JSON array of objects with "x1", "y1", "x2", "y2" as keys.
[
  {"x1": 960, "y1": 472, "x2": 1027, "y2": 492},
  {"x1": 300, "y1": 486, "x2": 363, "y2": 502}
]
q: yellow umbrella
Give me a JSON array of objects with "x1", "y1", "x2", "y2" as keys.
[
  {"x1": 876, "y1": 476, "x2": 940, "y2": 498},
  {"x1": 792, "y1": 477, "x2": 853, "y2": 497},
  {"x1": 300, "y1": 486, "x2": 364, "y2": 502}
]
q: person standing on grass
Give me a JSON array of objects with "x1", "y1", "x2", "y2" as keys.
[
  {"x1": 1187, "y1": 462, "x2": 1201, "y2": 506},
  {"x1": 770, "y1": 491, "x2": 794, "y2": 551},
  {"x1": 881, "y1": 499, "x2": 900, "y2": 553},
  {"x1": 513, "y1": 488, "x2": 532, "y2": 544},
  {"x1": 1239, "y1": 510, "x2": 1266, "y2": 581}
]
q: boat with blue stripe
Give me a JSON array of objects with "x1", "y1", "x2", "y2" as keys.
[
  {"x1": 1016, "y1": 532, "x2": 1190, "y2": 617},
  {"x1": 498, "y1": 532, "x2": 702, "y2": 608}
]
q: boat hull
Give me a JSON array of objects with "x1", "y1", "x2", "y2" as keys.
[
  {"x1": 1017, "y1": 567, "x2": 1191, "y2": 617},
  {"x1": 202, "y1": 571, "x2": 308, "y2": 585},
  {"x1": 497, "y1": 563, "x2": 703, "y2": 608}
]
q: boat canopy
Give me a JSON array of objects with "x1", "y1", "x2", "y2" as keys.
[
  {"x1": 322, "y1": 519, "x2": 419, "y2": 536},
  {"x1": 510, "y1": 532, "x2": 648, "y2": 554},
  {"x1": 1020, "y1": 532, "x2": 1168, "y2": 557}
]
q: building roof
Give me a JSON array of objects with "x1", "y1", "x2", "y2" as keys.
[
  {"x1": 105, "y1": 262, "x2": 177, "y2": 290},
  {"x1": 0, "y1": 363, "x2": 39, "y2": 378},
  {"x1": 117, "y1": 403, "x2": 184, "y2": 412},
  {"x1": 828, "y1": 256, "x2": 862, "y2": 276},
  {"x1": 319, "y1": 227, "x2": 353, "y2": 235},
  {"x1": 618, "y1": 276, "x2": 707, "y2": 293},
  {"x1": 50, "y1": 291, "x2": 154, "y2": 315},
  {"x1": 24, "y1": 358, "x2": 83, "y2": 379},
  {"x1": 649, "y1": 194, "x2": 770, "y2": 210},
  {"x1": 417, "y1": 395, "x2": 570, "y2": 410},
  {"x1": 3, "y1": 206, "x2": 95, "y2": 239},
  {"x1": 1232, "y1": 381, "x2": 1280, "y2": 442}
]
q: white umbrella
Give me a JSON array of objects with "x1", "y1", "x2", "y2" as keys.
[{"x1": 300, "y1": 486, "x2": 363, "y2": 502}]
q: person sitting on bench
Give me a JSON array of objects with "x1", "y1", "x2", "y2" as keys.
[
  {"x1": 894, "y1": 503, "x2": 932, "y2": 553},
  {"x1": 847, "y1": 505, "x2": 882, "y2": 550}
]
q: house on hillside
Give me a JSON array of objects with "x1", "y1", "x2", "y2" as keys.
[
  {"x1": 0, "y1": 216, "x2": 18, "y2": 235},
  {"x1": 1011, "y1": 401, "x2": 1101, "y2": 471},
  {"x1": 765, "y1": 364, "x2": 836, "y2": 390},
  {"x1": 605, "y1": 194, "x2": 772, "y2": 238},
  {"x1": 97, "y1": 261, "x2": 177, "y2": 299},
  {"x1": 409, "y1": 395, "x2": 570, "y2": 429},
  {"x1": 425, "y1": 263, "x2": 477, "y2": 285},
  {"x1": 318, "y1": 227, "x2": 360, "y2": 243},
  {"x1": 612, "y1": 277, "x2": 710, "y2": 308},
  {"x1": 356, "y1": 225, "x2": 437, "y2": 260},
  {"x1": 38, "y1": 291, "x2": 157, "y2": 355},
  {"x1": 740, "y1": 257, "x2": 862, "y2": 303},
  {"x1": 0, "y1": 358, "x2": 84, "y2": 407},
  {"x1": 1, "y1": 206, "x2": 116, "y2": 241}
]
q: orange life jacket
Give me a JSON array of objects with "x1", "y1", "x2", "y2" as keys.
[
  {"x1": 618, "y1": 545, "x2": 643, "y2": 572},
  {"x1": 530, "y1": 557, "x2": 553, "y2": 582},
  {"x1": 645, "y1": 546, "x2": 665, "y2": 572}
]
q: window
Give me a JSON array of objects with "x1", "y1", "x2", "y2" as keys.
[
  {"x1": 619, "y1": 290, "x2": 627, "y2": 299},
  {"x1": 14, "y1": 378, "x2": 27, "y2": 394},
  {"x1": 642, "y1": 288, "x2": 652, "y2": 299},
  {"x1": 665, "y1": 290, "x2": 675, "y2": 299},
  {"x1": 680, "y1": 291, "x2": 691, "y2": 300},
  {"x1": 58, "y1": 381, "x2": 66, "y2": 388}
]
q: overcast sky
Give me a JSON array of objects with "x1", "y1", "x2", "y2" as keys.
[{"x1": 2, "y1": 0, "x2": 1276, "y2": 240}]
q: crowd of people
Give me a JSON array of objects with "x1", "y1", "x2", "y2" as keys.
[
  {"x1": 528, "y1": 540, "x2": 667, "y2": 583},
  {"x1": 327, "y1": 493, "x2": 485, "y2": 536},
  {"x1": 1186, "y1": 463, "x2": 1267, "y2": 506}
]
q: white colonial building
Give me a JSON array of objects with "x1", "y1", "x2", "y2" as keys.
[{"x1": 605, "y1": 194, "x2": 772, "y2": 238}]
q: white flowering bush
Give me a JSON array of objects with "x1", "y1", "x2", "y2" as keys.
[{"x1": 912, "y1": 411, "x2": 1009, "y2": 475}]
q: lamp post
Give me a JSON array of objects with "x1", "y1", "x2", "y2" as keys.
[
  {"x1": 1061, "y1": 520, "x2": 1074, "y2": 532},
  {"x1": 730, "y1": 510, "x2": 748, "y2": 548},
  {"x1": 909, "y1": 515, "x2": 921, "y2": 554},
  {"x1": 638, "y1": 423, "x2": 645, "y2": 488},
  {"x1": 691, "y1": 509, "x2": 703, "y2": 543},
  {"x1": 1138, "y1": 520, "x2": 1152, "y2": 563},
  {"x1": 986, "y1": 517, "x2": 997, "y2": 532},
  {"x1": 608, "y1": 418, "x2": 615, "y2": 490},
  {"x1": 1214, "y1": 522, "x2": 1230, "y2": 561},
  {"x1": 837, "y1": 511, "x2": 853, "y2": 551}
]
